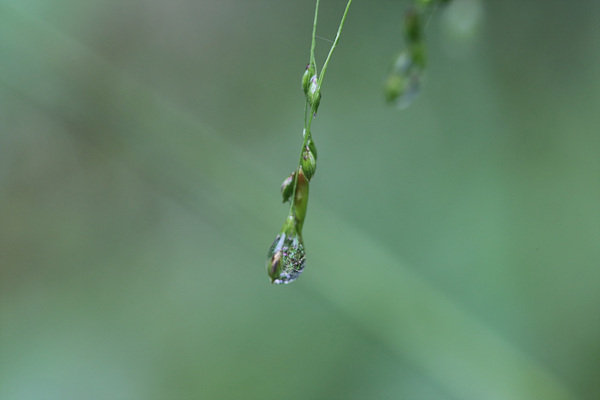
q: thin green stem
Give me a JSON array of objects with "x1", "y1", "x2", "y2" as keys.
[
  {"x1": 289, "y1": 130, "x2": 309, "y2": 222},
  {"x1": 304, "y1": 101, "x2": 308, "y2": 129},
  {"x1": 316, "y1": 0, "x2": 352, "y2": 89},
  {"x1": 303, "y1": 0, "x2": 319, "y2": 144},
  {"x1": 290, "y1": 0, "x2": 353, "y2": 226},
  {"x1": 307, "y1": 0, "x2": 352, "y2": 132},
  {"x1": 309, "y1": 0, "x2": 319, "y2": 67}
]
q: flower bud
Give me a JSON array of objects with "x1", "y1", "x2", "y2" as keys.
[
  {"x1": 310, "y1": 92, "x2": 321, "y2": 115},
  {"x1": 281, "y1": 171, "x2": 296, "y2": 203},
  {"x1": 307, "y1": 76, "x2": 321, "y2": 114},
  {"x1": 301, "y1": 144, "x2": 317, "y2": 181},
  {"x1": 302, "y1": 63, "x2": 316, "y2": 97},
  {"x1": 404, "y1": 8, "x2": 422, "y2": 44},
  {"x1": 307, "y1": 137, "x2": 318, "y2": 160}
]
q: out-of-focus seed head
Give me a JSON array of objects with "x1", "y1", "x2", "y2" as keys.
[
  {"x1": 385, "y1": 50, "x2": 425, "y2": 109},
  {"x1": 404, "y1": 7, "x2": 422, "y2": 44}
]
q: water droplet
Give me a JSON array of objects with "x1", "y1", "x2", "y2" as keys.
[
  {"x1": 385, "y1": 50, "x2": 425, "y2": 110},
  {"x1": 267, "y1": 231, "x2": 306, "y2": 284}
]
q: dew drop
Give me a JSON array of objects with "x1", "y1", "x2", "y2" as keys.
[{"x1": 267, "y1": 232, "x2": 306, "y2": 284}]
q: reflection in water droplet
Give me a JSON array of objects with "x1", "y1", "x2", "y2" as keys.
[
  {"x1": 267, "y1": 232, "x2": 306, "y2": 284},
  {"x1": 385, "y1": 51, "x2": 425, "y2": 110}
]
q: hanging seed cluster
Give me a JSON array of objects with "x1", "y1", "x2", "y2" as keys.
[
  {"x1": 385, "y1": 0, "x2": 453, "y2": 108},
  {"x1": 266, "y1": 0, "x2": 456, "y2": 284}
]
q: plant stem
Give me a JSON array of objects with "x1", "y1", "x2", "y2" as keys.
[
  {"x1": 290, "y1": 0, "x2": 353, "y2": 227},
  {"x1": 317, "y1": 0, "x2": 352, "y2": 88},
  {"x1": 309, "y1": 0, "x2": 319, "y2": 67},
  {"x1": 307, "y1": 0, "x2": 352, "y2": 132}
]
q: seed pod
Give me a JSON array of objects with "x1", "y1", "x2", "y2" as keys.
[
  {"x1": 307, "y1": 137, "x2": 317, "y2": 160},
  {"x1": 310, "y1": 92, "x2": 321, "y2": 115},
  {"x1": 281, "y1": 171, "x2": 296, "y2": 203},
  {"x1": 404, "y1": 7, "x2": 422, "y2": 44},
  {"x1": 307, "y1": 76, "x2": 321, "y2": 114},
  {"x1": 301, "y1": 145, "x2": 317, "y2": 181},
  {"x1": 302, "y1": 63, "x2": 316, "y2": 97}
]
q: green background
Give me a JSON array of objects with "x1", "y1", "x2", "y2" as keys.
[{"x1": 1, "y1": 0, "x2": 599, "y2": 399}]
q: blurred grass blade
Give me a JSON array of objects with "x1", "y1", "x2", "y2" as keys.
[
  {"x1": 306, "y1": 206, "x2": 576, "y2": 400},
  {"x1": 0, "y1": 4, "x2": 578, "y2": 400}
]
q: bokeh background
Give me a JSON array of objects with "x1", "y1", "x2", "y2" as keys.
[{"x1": 1, "y1": 0, "x2": 599, "y2": 399}]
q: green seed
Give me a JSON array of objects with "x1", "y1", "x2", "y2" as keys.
[
  {"x1": 302, "y1": 63, "x2": 316, "y2": 97},
  {"x1": 281, "y1": 171, "x2": 296, "y2": 203},
  {"x1": 301, "y1": 146, "x2": 317, "y2": 181}
]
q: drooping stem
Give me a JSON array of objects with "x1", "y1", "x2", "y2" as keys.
[
  {"x1": 307, "y1": 0, "x2": 352, "y2": 132},
  {"x1": 270, "y1": 0, "x2": 456, "y2": 284},
  {"x1": 309, "y1": 0, "x2": 319, "y2": 68},
  {"x1": 316, "y1": 0, "x2": 352, "y2": 88},
  {"x1": 304, "y1": 0, "x2": 320, "y2": 129},
  {"x1": 269, "y1": 0, "x2": 353, "y2": 284},
  {"x1": 291, "y1": 0, "x2": 352, "y2": 224}
]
